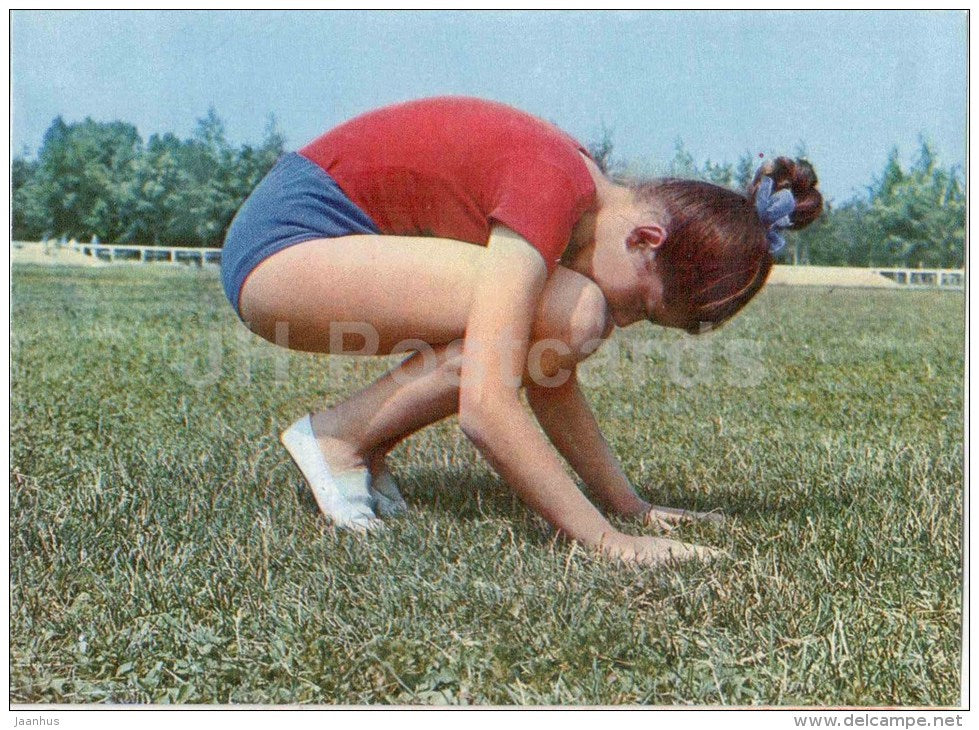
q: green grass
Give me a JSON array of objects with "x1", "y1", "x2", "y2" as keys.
[{"x1": 10, "y1": 263, "x2": 964, "y2": 706}]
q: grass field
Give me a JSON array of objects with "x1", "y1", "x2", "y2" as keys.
[{"x1": 10, "y1": 263, "x2": 964, "y2": 706}]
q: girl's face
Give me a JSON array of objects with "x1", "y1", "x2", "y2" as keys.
[
  {"x1": 590, "y1": 213, "x2": 673, "y2": 328},
  {"x1": 572, "y1": 168, "x2": 691, "y2": 331}
]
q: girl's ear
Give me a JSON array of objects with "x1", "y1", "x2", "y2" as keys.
[{"x1": 626, "y1": 225, "x2": 667, "y2": 251}]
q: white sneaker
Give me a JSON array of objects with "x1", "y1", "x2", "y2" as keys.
[
  {"x1": 370, "y1": 467, "x2": 408, "y2": 518},
  {"x1": 280, "y1": 414, "x2": 381, "y2": 532}
]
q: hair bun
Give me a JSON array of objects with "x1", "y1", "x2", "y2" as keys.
[{"x1": 749, "y1": 156, "x2": 824, "y2": 230}]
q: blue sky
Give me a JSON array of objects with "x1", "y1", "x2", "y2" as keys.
[{"x1": 11, "y1": 10, "x2": 966, "y2": 203}]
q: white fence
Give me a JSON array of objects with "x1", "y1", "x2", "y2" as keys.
[
  {"x1": 873, "y1": 268, "x2": 964, "y2": 288},
  {"x1": 11, "y1": 239, "x2": 222, "y2": 267},
  {"x1": 72, "y1": 242, "x2": 222, "y2": 265}
]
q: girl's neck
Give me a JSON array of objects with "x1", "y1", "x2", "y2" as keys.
[{"x1": 564, "y1": 156, "x2": 636, "y2": 275}]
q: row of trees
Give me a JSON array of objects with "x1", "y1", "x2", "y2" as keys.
[
  {"x1": 12, "y1": 111, "x2": 965, "y2": 268},
  {"x1": 799, "y1": 143, "x2": 964, "y2": 268},
  {"x1": 13, "y1": 110, "x2": 284, "y2": 248}
]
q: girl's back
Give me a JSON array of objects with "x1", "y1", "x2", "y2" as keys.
[{"x1": 299, "y1": 96, "x2": 596, "y2": 269}]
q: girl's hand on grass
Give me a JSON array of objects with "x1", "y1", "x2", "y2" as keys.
[
  {"x1": 642, "y1": 505, "x2": 725, "y2": 533},
  {"x1": 598, "y1": 532, "x2": 722, "y2": 567}
]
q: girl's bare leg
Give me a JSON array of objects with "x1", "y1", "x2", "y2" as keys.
[
  {"x1": 309, "y1": 343, "x2": 461, "y2": 473},
  {"x1": 241, "y1": 235, "x2": 479, "y2": 474},
  {"x1": 242, "y1": 238, "x2": 607, "y2": 472}
]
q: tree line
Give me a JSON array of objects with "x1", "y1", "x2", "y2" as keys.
[
  {"x1": 13, "y1": 110, "x2": 284, "y2": 248},
  {"x1": 12, "y1": 111, "x2": 964, "y2": 268}
]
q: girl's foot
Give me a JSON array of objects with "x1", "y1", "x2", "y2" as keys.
[{"x1": 281, "y1": 414, "x2": 381, "y2": 532}]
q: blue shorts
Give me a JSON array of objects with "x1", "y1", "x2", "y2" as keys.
[{"x1": 220, "y1": 152, "x2": 380, "y2": 318}]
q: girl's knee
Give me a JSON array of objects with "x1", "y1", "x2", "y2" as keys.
[{"x1": 534, "y1": 271, "x2": 612, "y2": 353}]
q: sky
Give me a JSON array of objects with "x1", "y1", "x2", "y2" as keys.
[{"x1": 10, "y1": 10, "x2": 967, "y2": 203}]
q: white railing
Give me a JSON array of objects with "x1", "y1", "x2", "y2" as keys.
[
  {"x1": 872, "y1": 268, "x2": 964, "y2": 289},
  {"x1": 70, "y1": 241, "x2": 223, "y2": 265}
]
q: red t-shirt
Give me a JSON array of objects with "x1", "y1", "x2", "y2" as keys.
[{"x1": 299, "y1": 96, "x2": 596, "y2": 273}]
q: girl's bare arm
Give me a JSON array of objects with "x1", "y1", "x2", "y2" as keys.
[
  {"x1": 457, "y1": 224, "x2": 615, "y2": 546},
  {"x1": 525, "y1": 371, "x2": 650, "y2": 517}
]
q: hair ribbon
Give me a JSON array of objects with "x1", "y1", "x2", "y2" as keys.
[{"x1": 755, "y1": 176, "x2": 796, "y2": 255}]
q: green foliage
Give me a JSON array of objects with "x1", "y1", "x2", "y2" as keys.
[
  {"x1": 797, "y1": 140, "x2": 964, "y2": 269},
  {"x1": 15, "y1": 117, "x2": 143, "y2": 241},
  {"x1": 586, "y1": 123, "x2": 617, "y2": 175},
  {"x1": 10, "y1": 264, "x2": 962, "y2": 704},
  {"x1": 734, "y1": 152, "x2": 755, "y2": 193},
  {"x1": 793, "y1": 199, "x2": 875, "y2": 267},
  {"x1": 668, "y1": 139, "x2": 698, "y2": 178},
  {"x1": 701, "y1": 159, "x2": 734, "y2": 187},
  {"x1": 866, "y1": 141, "x2": 965, "y2": 268},
  {"x1": 12, "y1": 156, "x2": 43, "y2": 239},
  {"x1": 12, "y1": 110, "x2": 285, "y2": 247}
]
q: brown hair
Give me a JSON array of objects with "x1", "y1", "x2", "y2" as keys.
[{"x1": 636, "y1": 156, "x2": 823, "y2": 333}]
